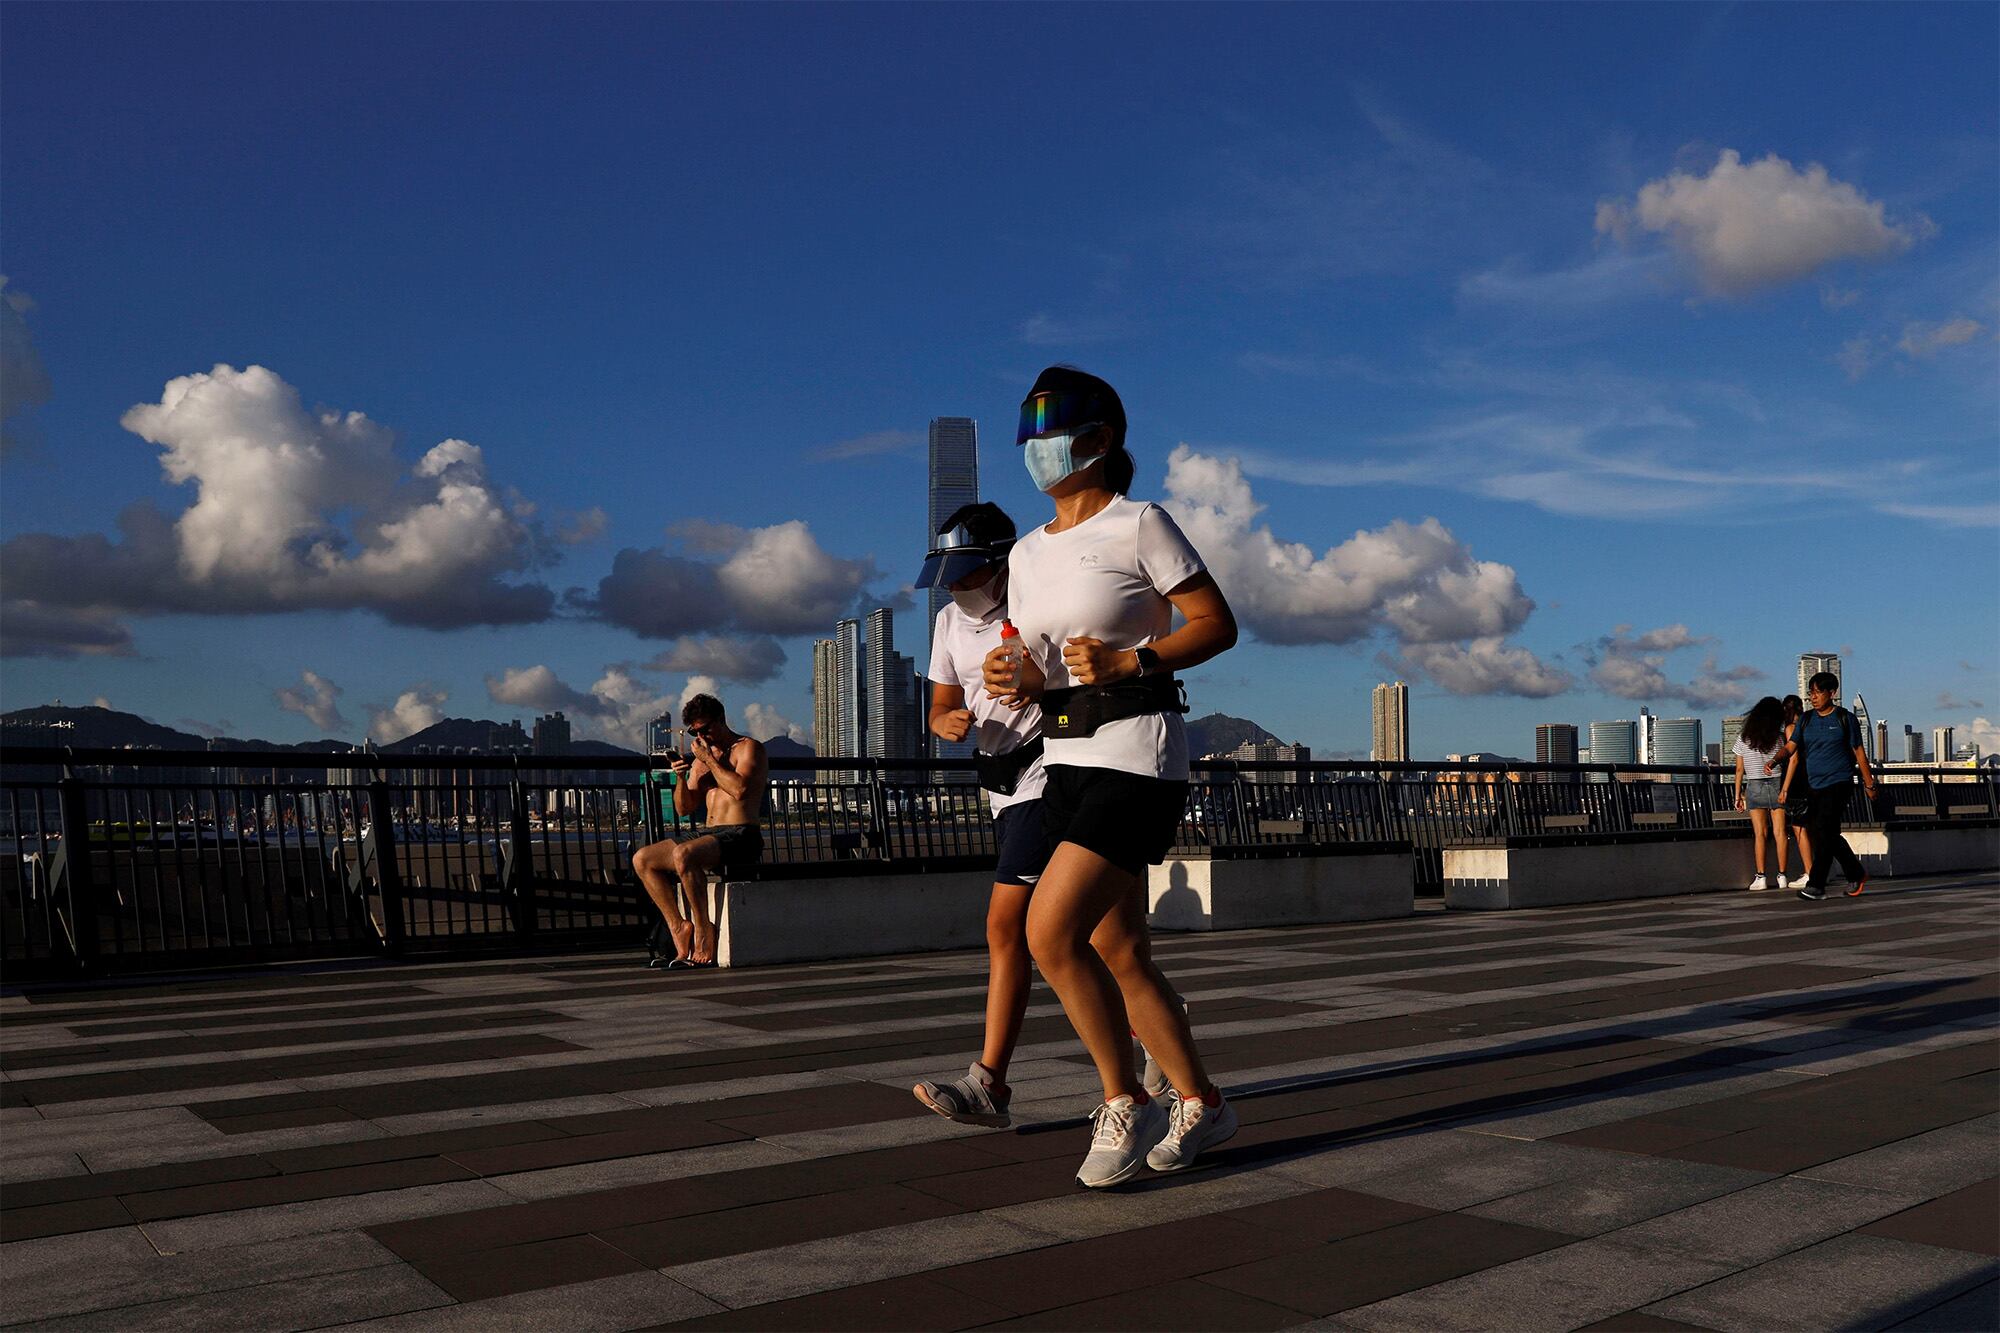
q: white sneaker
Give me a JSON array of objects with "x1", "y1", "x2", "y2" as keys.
[
  {"x1": 1776, "y1": 875, "x2": 1789, "y2": 891},
  {"x1": 1748, "y1": 875, "x2": 1769, "y2": 892},
  {"x1": 1076, "y1": 1095, "x2": 1169, "y2": 1189},
  {"x1": 1146, "y1": 1093, "x2": 1240, "y2": 1172}
]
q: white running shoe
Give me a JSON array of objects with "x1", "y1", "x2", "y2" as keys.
[
  {"x1": 1748, "y1": 874, "x2": 1769, "y2": 892},
  {"x1": 1076, "y1": 1095, "x2": 1169, "y2": 1189},
  {"x1": 1146, "y1": 1092, "x2": 1239, "y2": 1172},
  {"x1": 1776, "y1": 875, "x2": 1789, "y2": 891}
]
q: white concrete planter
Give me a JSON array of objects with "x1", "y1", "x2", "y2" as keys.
[{"x1": 1146, "y1": 850, "x2": 1415, "y2": 931}]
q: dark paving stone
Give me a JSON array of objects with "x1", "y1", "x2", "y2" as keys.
[
  {"x1": 1217, "y1": 1185, "x2": 1439, "y2": 1245},
  {"x1": 1578, "y1": 1314, "x2": 1717, "y2": 1331},
  {"x1": 1, "y1": 1152, "x2": 280, "y2": 1209},
  {"x1": 1552, "y1": 1120, "x2": 1744, "y2": 1156},
  {"x1": 12, "y1": 981, "x2": 433, "y2": 1017},
  {"x1": 1887, "y1": 1278, "x2": 2000, "y2": 1331},
  {"x1": 1199, "y1": 1212, "x2": 1573, "y2": 1315},
  {"x1": 1375, "y1": 959, "x2": 1675, "y2": 994},
  {"x1": 974, "y1": 1275, "x2": 1311, "y2": 1330},
  {"x1": 0, "y1": 1195, "x2": 137, "y2": 1242},
  {"x1": 903, "y1": 1151, "x2": 1084, "y2": 1210},
  {"x1": 444, "y1": 1119, "x2": 752, "y2": 1175},
  {"x1": 121, "y1": 1156, "x2": 478, "y2": 1222},
  {"x1": 2, "y1": 1009, "x2": 576, "y2": 1067},
  {"x1": 599, "y1": 1182, "x2": 964, "y2": 1268},
  {"x1": 262, "y1": 1121, "x2": 565, "y2": 1173},
  {"x1": 411, "y1": 1233, "x2": 650, "y2": 1302},
  {"x1": 655, "y1": 1272, "x2": 1013, "y2": 1331},
  {"x1": 204, "y1": 1105, "x2": 367, "y2": 1134},
  {"x1": 1862, "y1": 1178, "x2": 2000, "y2": 1256}
]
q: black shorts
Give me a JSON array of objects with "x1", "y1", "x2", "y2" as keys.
[
  {"x1": 1042, "y1": 764, "x2": 1188, "y2": 877},
  {"x1": 993, "y1": 799, "x2": 1056, "y2": 888},
  {"x1": 707, "y1": 823, "x2": 764, "y2": 872}
]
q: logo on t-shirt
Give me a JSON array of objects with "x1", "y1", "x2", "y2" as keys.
[{"x1": 1079, "y1": 553, "x2": 1100, "y2": 568}]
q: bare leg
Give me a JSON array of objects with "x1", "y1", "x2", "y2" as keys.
[
  {"x1": 1091, "y1": 883, "x2": 1210, "y2": 1099},
  {"x1": 1748, "y1": 809, "x2": 1769, "y2": 874},
  {"x1": 631, "y1": 840, "x2": 692, "y2": 960},
  {"x1": 673, "y1": 836, "x2": 722, "y2": 963},
  {"x1": 1027, "y1": 842, "x2": 1215, "y2": 1103},
  {"x1": 1771, "y1": 809, "x2": 1790, "y2": 875},
  {"x1": 980, "y1": 884, "x2": 1033, "y2": 1082}
]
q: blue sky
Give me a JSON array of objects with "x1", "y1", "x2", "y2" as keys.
[{"x1": 3, "y1": 2, "x2": 1995, "y2": 758}]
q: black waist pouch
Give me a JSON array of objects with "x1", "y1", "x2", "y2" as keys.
[
  {"x1": 974, "y1": 736, "x2": 1045, "y2": 796},
  {"x1": 1041, "y1": 675, "x2": 1189, "y2": 740}
]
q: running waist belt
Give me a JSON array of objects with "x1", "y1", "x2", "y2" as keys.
[
  {"x1": 974, "y1": 735, "x2": 1044, "y2": 795},
  {"x1": 1040, "y1": 675, "x2": 1189, "y2": 740}
]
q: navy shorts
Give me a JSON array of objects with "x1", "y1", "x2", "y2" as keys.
[{"x1": 993, "y1": 799, "x2": 1056, "y2": 888}]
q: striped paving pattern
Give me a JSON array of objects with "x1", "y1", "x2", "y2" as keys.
[{"x1": 2, "y1": 873, "x2": 1996, "y2": 1331}]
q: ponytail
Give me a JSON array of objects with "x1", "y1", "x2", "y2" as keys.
[{"x1": 1102, "y1": 443, "x2": 1135, "y2": 496}]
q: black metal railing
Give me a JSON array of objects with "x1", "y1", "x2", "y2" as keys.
[{"x1": 2, "y1": 746, "x2": 1990, "y2": 977}]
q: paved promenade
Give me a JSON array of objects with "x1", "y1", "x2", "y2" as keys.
[{"x1": 2, "y1": 873, "x2": 1995, "y2": 1331}]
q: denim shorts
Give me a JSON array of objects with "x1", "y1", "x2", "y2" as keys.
[{"x1": 1742, "y1": 777, "x2": 1783, "y2": 811}]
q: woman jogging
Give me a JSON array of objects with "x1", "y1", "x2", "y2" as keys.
[
  {"x1": 1732, "y1": 696, "x2": 1790, "y2": 891},
  {"x1": 983, "y1": 365, "x2": 1240, "y2": 1188}
]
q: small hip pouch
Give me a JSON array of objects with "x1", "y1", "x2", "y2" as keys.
[
  {"x1": 974, "y1": 736, "x2": 1044, "y2": 796},
  {"x1": 1041, "y1": 675, "x2": 1189, "y2": 740}
]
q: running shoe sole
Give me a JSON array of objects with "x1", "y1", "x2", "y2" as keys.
[
  {"x1": 913, "y1": 1084, "x2": 1010, "y2": 1129},
  {"x1": 1846, "y1": 880, "x2": 1866, "y2": 897},
  {"x1": 1077, "y1": 1153, "x2": 1150, "y2": 1189}
]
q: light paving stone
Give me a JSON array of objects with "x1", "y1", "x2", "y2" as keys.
[
  {"x1": 664, "y1": 1211, "x2": 1059, "y2": 1309},
  {"x1": 322, "y1": 1270, "x2": 722, "y2": 1331},
  {"x1": 1797, "y1": 1118, "x2": 2000, "y2": 1199},
  {"x1": 32, "y1": 1080, "x2": 310, "y2": 1119},
  {"x1": 0, "y1": 1152, "x2": 87, "y2": 1183},
  {"x1": 1607, "y1": 1176, "x2": 1922, "y2": 1268},
  {"x1": 139, "y1": 1180, "x2": 519, "y2": 1254},
  {"x1": 368, "y1": 1095, "x2": 648, "y2": 1137},
  {"x1": 760, "y1": 1109, "x2": 994, "y2": 1158},
  {"x1": 1, "y1": 1230, "x2": 397, "y2": 1326},
  {"x1": 614, "y1": 1067, "x2": 852, "y2": 1108},
  {"x1": 0, "y1": 1106, "x2": 205, "y2": 1149},
  {"x1": 1646, "y1": 1234, "x2": 1999, "y2": 1332},
  {"x1": 1469, "y1": 1156, "x2": 1769, "y2": 1236},
  {"x1": 0, "y1": 1108, "x2": 47, "y2": 1124},
  {"x1": 1264, "y1": 1128, "x2": 1514, "y2": 1189},
  {"x1": 20, "y1": 1259, "x2": 452, "y2": 1333},
  {"x1": 487, "y1": 1138, "x2": 807, "y2": 1201},
  {"x1": 990, "y1": 1161, "x2": 1310, "y2": 1242},
  {"x1": 0, "y1": 1228, "x2": 158, "y2": 1286},
  {"x1": 1337, "y1": 1237, "x2": 1736, "y2": 1332},
  {"x1": 80, "y1": 1120, "x2": 387, "y2": 1173},
  {"x1": 1358, "y1": 1138, "x2": 1622, "y2": 1210}
]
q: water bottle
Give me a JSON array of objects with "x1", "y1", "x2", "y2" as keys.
[{"x1": 996, "y1": 619, "x2": 1023, "y2": 684}]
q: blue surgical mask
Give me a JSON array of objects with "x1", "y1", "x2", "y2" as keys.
[{"x1": 1023, "y1": 431, "x2": 1104, "y2": 492}]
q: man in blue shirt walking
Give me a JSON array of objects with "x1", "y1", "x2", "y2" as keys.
[{"x1": 1775, "y1": 671, "x2": 1879, "y2": 901}]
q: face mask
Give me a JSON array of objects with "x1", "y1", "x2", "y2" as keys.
[
  {"x1": 950, "y1": 568, "x2": 1005, "y2": 620},
  {"x1": 1023, "y1": 431, "x2": 1104, "y2": 493}
]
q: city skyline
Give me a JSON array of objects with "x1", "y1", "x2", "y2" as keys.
[{"x1": 2, "y1": 6, "x2": 1993, "y2": 762}]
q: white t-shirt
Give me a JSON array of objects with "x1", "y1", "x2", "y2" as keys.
[
  {"x1": 1007, "y1": 495, "x2": 1207, "y2": 781},
  {"x1": 1732, "y1": 734, "x2": 1783, "y2": 780},
  {"x1": 928, "y1": 602, "x2": 1048, "y2": 815}
]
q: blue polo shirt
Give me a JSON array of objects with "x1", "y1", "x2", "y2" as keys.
[{"x1": 1793, "y1": 707, "x2": 1863, "y2": 789}]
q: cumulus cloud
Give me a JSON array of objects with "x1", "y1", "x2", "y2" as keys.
[
  {"x1": 1897, "y1": 317, "x2": 1983, "y2": 359},
  {"x1": 485, "y1": 663, "x2": 689, "y2": 752},
  {"x1": 1876, "y1": 501, "x2": 2000, "y2": 527},
  {"x1": 275, "y1": 670, "x2": 348, "y2": 733},
  {"x1": 0, "y1": 600, "x2": 135, "y2": 658},
  {"x1": 1, "y1": 365, "x2": 558, "y2": 638},
  {"x1": 368, "y1": 686, "x2": 447, "y2": 744},
  {"x1": 486, "y1": 664, "x2": 601, "y2": 714},
  {"x1": 1587, "y1": 626, "x2": 1763, "y2": 708},
  {"x1": 1837, "y1": 336, "x2": 1876, "y2": 381},
  {"x1": 0, "y1": 276, "x2": 52, "y2": 459},
  {"x1": 1160, "y1": 446, "x2": 1568, "y2": 696},
  {"x1": 742, "y1": 702, "x2": 808, "y2": 744},
  {"x1": 813, "y1": 429, "x2": 921, "y2": 461},
  {"x1": 1966, "y1": 717, "x2": 2000, "y2": 759},
  {"x1": 555, "y1": 507, "x2": 609, "y2": 544},
  {"x1": 1938, "y1": 692, "x2": 1985, "y2": 712},
  {"x1": 1596, "y1": 150, "x2": 1925, "y2": 296},
  {"x1": 580, "y1": 518, "x2": 875, "y2": 639},
  {"x1": 642, "y1": 634, "x2": 787, "y2": 683}
]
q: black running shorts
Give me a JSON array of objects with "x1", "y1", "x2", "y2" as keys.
[
  {"x1": 993, "y1": 798, "x2": 1056, "y2": 888},
  {"x1": 1041, "y1": 764, "x2": 1189, "y2": 877},
  {"x1": 707, "y1": 823, "x2": 764, "y2": 871}
]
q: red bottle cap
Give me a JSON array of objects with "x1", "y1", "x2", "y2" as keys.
[{"x1": 1000, "y1": 620, "x2": 1020, "y2": 639}]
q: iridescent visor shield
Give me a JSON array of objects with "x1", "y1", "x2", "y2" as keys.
[
  {"x1": 1016, "y1": 390, "x2": 1105, "y2": 446},
  {"x1": 914, "y1": 522, "x2": 1013, "y2": 589}
]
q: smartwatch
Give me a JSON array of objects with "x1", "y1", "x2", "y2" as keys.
[{"x1": 1133, "y1": 647, "x2": 1161, "y2": 678}]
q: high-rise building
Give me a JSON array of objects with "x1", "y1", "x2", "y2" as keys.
[
  {"x1": 1903, "y1": 725, "x2": 1923, "y2": 762},
  {"x1": 1229, "y1": 739, "x2": 1312, "y2": 784},
  {"x1": 864, "y1": 609, "x2": 921, "y2": 760},
  {"x1": 648, "y1": 713, "x2": 677, "y2": 757},
  {"x1": 1705, "y1": 743, "x2": 1722, "y2": 765},
  {"x1": 926, "y1": 417, "x2": 980, "y2": 651},
  {"x1": 1588, "y1": 720, "x2": 1639, "y2": 783},
  {"x1": 1851, "y1": 695, "x2": 1873, "y2": 759},
  {"x1": 1933, "y1": 726, "x2": 1955, "y2": 765},
  {"x1": 1638, "y1": 707, "x2": 1657, "y2": 764},
  {"x1": 810, "y1": 639, "x2": 837, "y2": 780},
  {"x1": 834, "y1": 618, "x2": 864, "y2": 758},
  {"x1": 1877, "y1": 721, "x2": 1889, "y2": 762},
  {"x1": 533, "y1": 711, "x2": 571, "y2": 755},
  {"x1": 1651, "y1": 717, "x2": 1703, "y2": 780},
  {"x1": 1720, "y1": 714, "x2": 1746, "y2": 761},
  {"x1": 1798, "y1": 652, "x2": 1842, "y2": 703},
  {"x1": 1534, "y1": 723, "x2": 1578, "y2": 782},
  {"x1": 1371, "y1": 681, "x2": 1409, "y2": 762}
]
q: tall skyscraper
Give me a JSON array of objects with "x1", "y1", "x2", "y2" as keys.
[
  {"x1": 1638, "y1": 707, "x2": 1657, "y2": 764},
  {"x1": 1851, "y1": 695, "x2": 1873, "y2": 759},
  {"x1": 1903, "y1": 725, "x2": 1923, "y2": 762},
  {"x1": 811, "y1": 639, "x2": 837, "y2": 780},
  {"x1": 533, "y1": 711, "x2": 571, "y2": 755},
  {"x1": 863, "y1": 609, "x2": 920, "y2": 759},
  {"x1": 926, "y1": 417, "x2": 980, "y2": 649},
  {"x1": 1651, "y1": 717, "x2": 1704, "y2": 780},
  {"x1": 834, "y1": 618, "x2": 864, "y2": 758},
  {"x1": 1588, "y1": 720, "x2": 1639, "y2": 783},
  {"x1": 648, "y1": 713, "x2": 677, "y2": 757},
  {"x1": 1721, "y1": 714, "x2": 1746, "y2": 761},
  {"x1": 1534, "y1": 723, "x2": 1578, "y2": 782},
  {"x1": 1798, "y1": 652, "x2": 1842, "y2": 703},
  {"x1": 1934, "y1": 726, "x2": 1956, "y2": 763},
  {"x1": 1877, "y1": 721, "x2": 1889, "y2": 761},
  {"x1": 1371, "y1": 681, "x2": 1409, "y2": 762}
]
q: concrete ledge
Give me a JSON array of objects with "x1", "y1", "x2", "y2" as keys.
[
  {"x1": 1847, "y1": 822, "x2": 2000, "y2": 878},
  {"x1": 709, "y1": 869, "x2": 997, "y2": 968},
  {"x1": 1445, "y1": 829, "x2": 1754, "y2": 910},
  {"x1": 1147, "y1": 846, "x2": 1415, "y2": 931}
]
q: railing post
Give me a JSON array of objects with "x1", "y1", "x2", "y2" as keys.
[
  {"x1": 366, "y1": 779, "x2": 406, "y2": 956},
  {"x1": 53, "y1": 764, "x2": 100, "y2": 972},
  {"x1": 506, "y1": 761, "x2": 537, "y2": 939},
  {"x1": 1607, "y1": 771, "x2": 1633, "y2": 833},
  {"x1": 866, "y1": 766, "x2": 891, "y2": 859},
  {"x1": 1498, "y1": 775, "x2": 1521, "y2": 837}
]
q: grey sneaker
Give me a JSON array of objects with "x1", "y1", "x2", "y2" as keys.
[
  {"x1": 1146, "y1": 1093, "x2": 1239, "y2": 1172},
  {"x1": 913, "y1": 1062, "x2": 1010, "y2": 1128},
  {"x1": 1076, "y1": 1095, "x2": 1169, "y2": 1189}
]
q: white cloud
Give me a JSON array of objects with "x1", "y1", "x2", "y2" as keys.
[
  {"x1": 368, "y1": 686, "x2": 447, "y2": 744},
  {"x1": 1820, "y1": 286, "x2": 1861, "y2": 310},
  {"x1": 742, "y1": 702, "x2": 808, "y2": 744},
  {"x1": 485, "y1": 665, "x2": 600, "y2": 714},
  {"x1": 484, "y1": 662, "x2": 755, "y2": 753},
  {"x1": 2, "y1": 365, "x2": 556, "y2": 634},
  {"x1": 643, "y1": 635, "x2": 787, "y2": 683},
  {"x1": 1159, "y1": 446, "x2": 1568, "y2": 696},
  {"x1": 583, "y1": 519, "x2": 875, "y2": 639},
  {"x1": 0, "y1": 276, "x2": 52, "y2": 459},
  {"x1": 1836, "y1": 336, "x2": 1875, "y2": 381},
  {"x1": 0, "y1": 600, "x2": 135, "y2": 659},
  {"x1": 91, "y1": 696, "x2": 111, "y2": 710},
  {"x1": 1897, "y1": 317, "x2": 1984, "y2": 359},
  {"x1": 1965, "y1": 717, "x2": 2000, "y2": 758},
  {"x1": 1587, "y1": 626, "x2": 1763, "y2": 708},
  {"x1": 1876, "y1": 501, "x2": 2000, "y2": 527},
  {"x1": 812, "y1": 429, "x2": 922, "y2": 461},
  {"x1": 275, "y1": 670, "x2": 348, "y2": 733},
  {"x1": 1597, "y1": 149, "x2": 1925, "y2": 296}
]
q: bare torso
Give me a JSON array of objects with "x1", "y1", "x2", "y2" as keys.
[{"x1": 684, "y1": 735, "x2": 768, "y2": 826}]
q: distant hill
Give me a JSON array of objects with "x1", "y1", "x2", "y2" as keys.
[
  {"x1": 765, "y1": 735, "x2": 814, "y2": 760},
  {"x1": 0, "y1": 705, "x2": 334, "y2": 753},
  {"x1": 1186, "y1": 712, "x2": 1288, "y2": 757}
]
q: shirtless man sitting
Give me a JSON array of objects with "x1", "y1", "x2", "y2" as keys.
[{"x1": 632, "y1": 693, "x2": 769, "y2": 968}]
